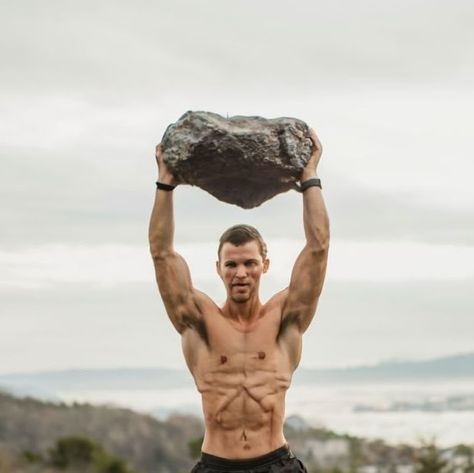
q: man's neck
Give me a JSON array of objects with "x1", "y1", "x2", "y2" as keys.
[{"x1": 222, "y1": 295, "x2": 263, "y2": 324}]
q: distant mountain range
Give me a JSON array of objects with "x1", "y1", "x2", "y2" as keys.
[
  {"x1": 293, "y1": 351, "x2": 474, "y2": 384},
  {"x1": 0, "y1": 352, "x2": 472, "y2": 398},
  {"x1": 353, "y1": 394, "x2": 474, "y2": 413}
]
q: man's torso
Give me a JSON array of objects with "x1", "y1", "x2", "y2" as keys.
[{"x1": 181, "y1": 291, "x2": 302, "y2": 458}]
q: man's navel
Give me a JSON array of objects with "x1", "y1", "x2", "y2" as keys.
[{"x1": 240, "y1": 430, "x2": 251, "y2": 450}]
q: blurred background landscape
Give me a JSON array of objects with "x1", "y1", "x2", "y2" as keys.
[
  {"x1": 1, "y1": 352, "x2": 473, "y2": 472},
  {"x1": 1, "y1": 0, "x2": 473, "y2": 472}
]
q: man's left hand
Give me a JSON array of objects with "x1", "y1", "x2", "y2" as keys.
[{"x1": 301, "y1": 128, "x2": 323, "y2": 181}]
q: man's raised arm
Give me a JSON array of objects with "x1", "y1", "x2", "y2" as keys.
[
  {"x1": 148, "y1": 145, "x2": 204, "y2": 334},
  {"x1": 281, "y1": 129, "x2": 330, "y2": 334}
]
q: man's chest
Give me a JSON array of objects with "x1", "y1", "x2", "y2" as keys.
[
  {"x1": 190, "y1": 326, "x2": 293, "y2": 394},
  {"x1": 182, "y1": 308, "x2": 302, "y2": 377}
]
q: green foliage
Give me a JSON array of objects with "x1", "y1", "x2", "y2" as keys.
[
  {"x1": 47, "y1": 436, "x2": 136, "y2": 473},
  {"x1": 21, "y1": 450, "x2": 43, "y2": 463},
  {"x1": 348, "y1": 437, "x2": 366, "y2": 473},
  {"x1": 98, "y1": 457, "x2": 135, "y2": 473},
  {"x1": 453, "y1": 444, "x2": 474, "y2": 473},
  {"x1": 48, "y1": 436, "x2": 102, "y2": 468},
  {"x1": 454, "y1": 444, "x2": 474, "y2": 458},
  {"x1": 188, "y1": 436, "x2": 203, "y2": 459},
  {"x1": 414, "y1": 440, "x2": 449, "y2": 473}
]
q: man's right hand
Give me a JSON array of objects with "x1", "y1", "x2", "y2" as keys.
[{"x1": 156, "y1": 144, "x2": 179, "y2": 186}]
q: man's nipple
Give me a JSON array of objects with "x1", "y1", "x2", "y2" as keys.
[
  {"x1": 258, "y1": 351, "x2": 266, "y2": 359},
  {"x1": 220, "y1": 355, "x2": 228, "y2": 364}
]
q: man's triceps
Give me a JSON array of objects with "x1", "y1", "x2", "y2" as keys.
[
  {"x1": 154, "y1": 251, "x2": 201, "y2": 332},
  {"x1": 282, "y1": 249, "x2": 327, "y2": 332}
]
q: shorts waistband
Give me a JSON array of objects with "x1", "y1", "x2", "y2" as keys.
[{"x1": 200, "y1": 444, "x2": 294, "y2": 470}]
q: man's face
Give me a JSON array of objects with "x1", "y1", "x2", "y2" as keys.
[{"x1": 216, "y1": 240, "x2": 269, "y2": 303}]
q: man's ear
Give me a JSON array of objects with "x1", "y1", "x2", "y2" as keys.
[
  {"x1": 216, "y1": 260, "x2": 221, "y2": 277},
  {"x1": 263, "y1": 258, "x2": 270, "y2": 273}
]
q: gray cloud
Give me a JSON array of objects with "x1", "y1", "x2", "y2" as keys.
[
  {"x1": 1, "y1": 0, "x2": 473, "y2": 95},
  {"x1": 1, "y1": 0, "x2": 473, "y2": 249}
]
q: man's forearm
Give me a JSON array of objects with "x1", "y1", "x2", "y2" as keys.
[
  {"x1": 299, "y1": 129, "x2": 329, "y2": 251},
  {"x1": 302, "y1": 184, "x2": 330, "y2": 251},
  {"x1": 148, "y1": 158, "x2": 200, "y2": 332},
  {"x1": 149, "y1": 189, "x2": 175, "y2": 258}
]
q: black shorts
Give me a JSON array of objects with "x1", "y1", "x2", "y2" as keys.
[{"x1": 190, "y1": 444, "x2": 308, "y2": 473}]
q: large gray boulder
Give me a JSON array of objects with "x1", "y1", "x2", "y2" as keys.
[{"x1": 161, "y1": 111, "x2": 313, "y2": 208}]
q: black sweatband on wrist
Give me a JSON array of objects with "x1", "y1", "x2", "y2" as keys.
[
  {"x1": 297, "y1": 178, "x2": 322, "y2": 192},
  {"x1": 155, "y1": 181, "x2": 176, "y2": 191}
]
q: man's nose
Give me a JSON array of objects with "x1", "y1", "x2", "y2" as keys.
[{"x1": 236, "y1": 264, "x2": 247, "y2": 278}]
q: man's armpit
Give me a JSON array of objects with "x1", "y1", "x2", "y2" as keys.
[
  {"x1": 181, "y1": 312, "x2": 209, "y2": 346},
  {"x1": 277, "y1": 309, "x2": 301, "y2": 339}
]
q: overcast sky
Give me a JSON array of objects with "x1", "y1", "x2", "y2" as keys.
[{"x1": 1, "y1": 0, "x2": 473, "y2": 374}]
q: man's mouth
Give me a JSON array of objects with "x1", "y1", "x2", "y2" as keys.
[{"x1": 232, "y1": 283, "x2": 249, "y2": 287}]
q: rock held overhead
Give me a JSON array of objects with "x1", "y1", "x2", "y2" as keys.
[{"x1": 161, "y1": 111, "x2": 313, "y2": 208}]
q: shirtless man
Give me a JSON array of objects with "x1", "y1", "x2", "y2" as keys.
[{"x1": 149, "y1": 129, "x2": 330, "y2": 473}]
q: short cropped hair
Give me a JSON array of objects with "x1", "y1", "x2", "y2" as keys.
[{"x1": 218, "y1": 224, "x2": 267, "y2": 261}]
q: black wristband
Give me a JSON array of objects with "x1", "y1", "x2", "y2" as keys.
[
  {"x1": 155, "y1": 181, "x2": 176, "y2": 191},
  {"x1": 298, "y1": 178, "x2": 322, "y2": 192}
]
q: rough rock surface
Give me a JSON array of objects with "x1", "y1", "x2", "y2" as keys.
[{"x1": 161, "y1": 111, "x2": 313, "y2": 208}]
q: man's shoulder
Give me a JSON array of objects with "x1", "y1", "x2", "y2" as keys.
[
  {"x1": 263, "y1": 288, "x2": 289, "y2": 314},
  {"x1": 192, "y1": 289, "x2": 220, "y2": 312},
  {"x1": 264, "y1": 288, "x2": 306, "y2": 339}
]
